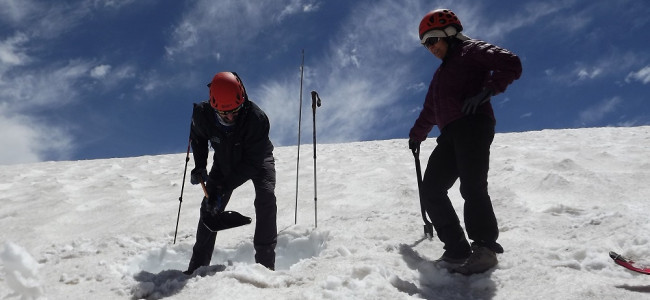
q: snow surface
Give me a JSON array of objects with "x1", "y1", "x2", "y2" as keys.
[{"x1": 1, "y1": 126, "x2": 650, "y2": 299}]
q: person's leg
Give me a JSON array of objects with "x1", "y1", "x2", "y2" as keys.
[
  {"x1": 422, "y1": 128, "x2": 470, "y2": 259},
  {"x1": 186, "y1": 184, "x2": 233, "y2": 274},
  {"x1": 251, "y1": 157, "x2": 277, "y2": 270},
  {"x1": 454, "y1": 115, "x2": 499, "y2": 249}
]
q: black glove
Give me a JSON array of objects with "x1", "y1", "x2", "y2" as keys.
[
  {"x1": 462, "y1": 89, "x2": 493, "y2": 115},
  {"x1": 204, "y1": 185, "x2": 226, "y2": 216},
  {"x1": 408, "y1": 138, "x2": 421, "y2": 151},
  {"x1": 190, "y1": 168, "x2": 208, "y2": 185},
  {"x1": 204, "y1": 196, "x2": 221, "y2": 216}
]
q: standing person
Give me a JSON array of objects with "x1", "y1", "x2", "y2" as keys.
[
  {"x1": 184, "y1": 71, "x2": 277, "y2": 274},
  {"x1": 409, "y1": 9, "x2": 522, "y2": 275}
]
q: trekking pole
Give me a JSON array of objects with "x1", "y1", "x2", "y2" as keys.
[
  {"x1": 174, "y1": 135, "x2": 192, "y2": 244},
  {"x1": 311, "y1": 90, "x2": 321, "y2": 228},
  {"x1": 295, "y1": 50, "x2": 304, "y2": 225},
  {"x1": 412, "y1": 146, "x2": 434, "y2": 238}
]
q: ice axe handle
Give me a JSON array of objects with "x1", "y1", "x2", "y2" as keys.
[
  {"x1": 412, "y1": 146, "x2": 434, "y2": 239},
  {"x1": 199, "y1": 180, "x2": 209, "y2": 198}
]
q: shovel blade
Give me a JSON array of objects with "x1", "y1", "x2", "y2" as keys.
[{"x1": 203, "y1": 211, "x2": 252, "y2": 232}]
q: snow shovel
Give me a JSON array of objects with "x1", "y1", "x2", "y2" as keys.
[
  {"x1": 199, "y1": 181, "x2": 252, "y2": 232},
  {"x1": 412, "y1": 146, "x2": 434, "y2": 238}
]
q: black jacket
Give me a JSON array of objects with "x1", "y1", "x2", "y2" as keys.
[{"x1": 190, "y1": 100, "x2": 274, "y2": 190}]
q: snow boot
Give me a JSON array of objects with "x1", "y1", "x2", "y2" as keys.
[
  {"x1": 436, "y1": 249, "x2": 471, "y2": 264},
  {"x1": 451, "y1": 245, "x2": 497, "y2": 275}
]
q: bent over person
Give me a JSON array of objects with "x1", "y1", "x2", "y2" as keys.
[
  {"x1": 184, "y1": 72, "x2": 277, "y2": 274},
  {"x1": 409, "y1": 9, "x2": 522, "y2": 275}
]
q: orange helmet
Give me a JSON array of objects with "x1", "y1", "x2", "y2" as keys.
[
  {"x1": 418, "y1": 9, "x2": 463, "y2": 40},
  {"x1": 208, "y1": 72, "x2": 246, "y2": 111}
]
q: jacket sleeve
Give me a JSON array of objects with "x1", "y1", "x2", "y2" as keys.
[
  {"x1": 409, "y1": 82, "x2": 437, "y2": 142},
  {"x1": 223, "y1": 109, "x2": 272, "y2": 190},
  {"x1": 190, "y1": 103, "x2": 210, "y2": 170},
  {"x1": 469, "y1": 42, "x2": 522, "y2": 95}
]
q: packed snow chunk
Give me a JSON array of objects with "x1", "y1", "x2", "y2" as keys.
[
  {"x1": 225, "y1": 263, "x2": 290, "y2": 288},
  {"x1": 275, "y1": 226, "x2": 329, "y2": 270},
  {"x1": 0, "y1": 242, "x2": 44, "y2": 299},
  {"x1": 128, "y1": 245, "x2": 189, "y2": 275}
]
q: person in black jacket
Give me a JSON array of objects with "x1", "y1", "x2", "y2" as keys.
[{"x1": 184, "y1": 72, "x2": 277, "y2": 274}]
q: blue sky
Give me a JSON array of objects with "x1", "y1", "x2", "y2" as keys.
[{"x1": 1, "y1": 0, "x2": 648, "y2": 165}]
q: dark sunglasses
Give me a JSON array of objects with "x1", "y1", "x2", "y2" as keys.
[
  {"x1": 216, "y1": 104, "x2": 243, "y2": 116},
  {"x1": 422, "y1": 37, "x2": 441, "y2": 47}
]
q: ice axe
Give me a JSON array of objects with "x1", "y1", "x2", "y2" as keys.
[
  {"x1": 198, "y1": 180, "x2": 252, "y2": 233},
  {"x1": 412, "y1": 145, "x2": 434, "y2": 238}
]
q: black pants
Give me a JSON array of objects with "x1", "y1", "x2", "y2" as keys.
[
  {"x1": 187, "y1": 157, "x2": 277, "y2": 271},
  {"x1": 422, "y1": 115, "x2": 499, "y2": 253}
]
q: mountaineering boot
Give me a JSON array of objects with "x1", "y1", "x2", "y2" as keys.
[
  {"x1": 452, "y1": 245, "x2": 498, "y2": 275},
  {"x1": 436, "y1": 248, "x2": 471, "y2": 264},
  {"x1": 183, "y1": 258, "x2": 204, "y2": 276},
  {"x1": 436, "y1": 234, "x2": 472, "y2": 265}
]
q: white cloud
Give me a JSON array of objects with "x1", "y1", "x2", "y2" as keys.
[
  {"x1": 578, "y1": 96, "x2": 622, "y2": 125},
  {"x1": 257, "y1": 0, "x2": 427, "y2": 144},
  {"x1": 457, "y1": 0, "x2": 572, "y2": 42},
  {"x1": 90, "y1": 0, "x2": 137, "y2": 9},
  {"x1": 0, "y1": 0, "x2": 39, "y2": 26},
  {"x1": 406, "y1": 82, "x2": 427, "y2": 93},
  {"x1": 164, "y1": 0, "x2": 320, "y2": 61},
  {"x1": 256, "y1": 79, "x2": 300, "y2": 146},
  {"x1": 0, "y1": 59, "x2": 94, "y2": 164},
  {"x1": 0, "y1": 60, "x2": 93, "y2": 109},
  {"x1": 0, "y1": 33, "x2": 30, "y2": 68},
  {"x1": 277, "y1": 0, "x2": 320, "y2": 21},
  {"x1": 0, "y1": 104, "x2": 72, "y2": 164},
  {"x1": 551, "y1": 52, "x2": 644, "y2": 85},
  {"x1": 577, "y1": 67, "x2": 602, "y2": 80},
  {"x1": 2, "y1": 1, "x2": 143, "y2": 40},
  {"x1": 625, "y1": 65, "x2": 650, "y2": 84},
  {"x1": 90, "y1": 64, "x2": 112, "y2": 79}
]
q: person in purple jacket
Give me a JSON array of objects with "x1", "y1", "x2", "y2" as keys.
[{"x1": 409, "y1": 9, "x2": 522, "y2": 275}]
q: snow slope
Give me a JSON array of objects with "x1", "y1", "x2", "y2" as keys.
[{"x1": 1, "y1": 126, "x2": 650, "y2": 299}]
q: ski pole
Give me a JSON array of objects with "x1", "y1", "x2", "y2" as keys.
[
  {"x1": 295, "y1": 50, "x2": 304, "y2": 225},
  {"x1": 174, "y1": 135, "x2": 192, "y2": 244},
  {"x1": 311, "y1": 90, "x2": 321, "y2": 228},
  {"x1": 412, "y1": 146, "x2": 434, "y2": 238}
]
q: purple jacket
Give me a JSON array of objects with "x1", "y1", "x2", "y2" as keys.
[{"x1": 409, "y1": 39, "x2": 522, "y2": 141}]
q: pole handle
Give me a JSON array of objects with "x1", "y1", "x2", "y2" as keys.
[{"x1": 311, "y1": 90, "x2": 321, "y2": 109}]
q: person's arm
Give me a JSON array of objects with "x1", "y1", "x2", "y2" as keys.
[
  {"x1": 409, "y1": 81, "x2": 437, "y2": 142},
  {"x1": 190, "y1": 103, "x2": 210, "y2": 170},
  {"x1": 472, "y1": 42, "x2": 522, "y2": 95}
]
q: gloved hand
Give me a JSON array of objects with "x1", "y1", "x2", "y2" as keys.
[
  {"x1": 462, "y1": 88, "x2": 493, "y2": 115},
  {"x1": 204, "y1": 196, "x2": 221, "y2": 216},
  {"x1": 190, "y1": 168, "x2": 208, "y2": 185},
  {"x1": 204, "y1": 186, "x2": 225, "y2": 216},
  {"x1": 409, "y1": 138, "x2": 421, "y2": 151}
]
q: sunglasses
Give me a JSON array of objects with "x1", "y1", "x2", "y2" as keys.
[
  {"x1": 422, "y1": 37, "x2": 441, "y2": 48},
  {"x1": 216, "y1": 104, "x2": 243, "y2": 116}
]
